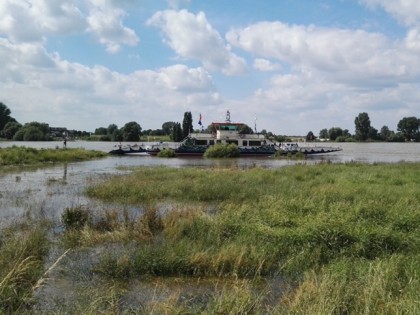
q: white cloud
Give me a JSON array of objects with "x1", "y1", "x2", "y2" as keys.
[
  {"x1": 0, "y1": 39, "x2": 218, "y2": 130},
  {"x1": 227, "y1": 21, "x2": 420, "y2": 85},
  {"x1": 362, "y1": 0, "x2": 420, "y2": 26},
  {"x1": 147, "y1": 10, "x2": 247, "y2": 75},
  {"x1": 253, "y1": 58, "x2": 282, "y2": 72}
]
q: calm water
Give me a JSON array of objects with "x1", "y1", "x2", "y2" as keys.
[
  {"x1": 1, "y1": 141, "x2": 419, "y2": 226},
  {"x1": 1, "y1": 141, "x2": 419, "y2": 311}
]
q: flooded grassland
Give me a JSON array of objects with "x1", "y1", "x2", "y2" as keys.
[{"x1": 1, "y1": 154, "x2": 419, "y2": 313}]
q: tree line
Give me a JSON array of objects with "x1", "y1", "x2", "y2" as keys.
[{"x1": 1, "y1": 102, "x2": 419, "y2": 142}]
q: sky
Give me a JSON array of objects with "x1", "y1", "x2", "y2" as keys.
[{"x1": 1, "y1": 0, "x2": 419, "y2": 135}]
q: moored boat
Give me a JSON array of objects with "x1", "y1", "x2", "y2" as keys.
[{"x1": 109, "y1": 144, "x2": 147, "y2": 155}]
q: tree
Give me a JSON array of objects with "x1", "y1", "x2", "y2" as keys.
[
  {"x1": 3, "y1": 121, "x2": 22, "y2": 139},
  {"x1": 397, "y1": 117, "x2": 420, "y2": 141},
  {"x1": 306, "y1": 131, "x2": 316, "y2": 141},
  {"x1": 95, "y1": 127, "x2": 107, "y2": 135},
  {"x1": 12, "y1": 122, "x2": 50, "y2": 141},
  {"x1": 0, "y1": 102, "x2": 17, "y2": 131},
  {"x1": 354, "y1": 112, "x2": 371, "y2": 141},
  {"x1": 328, "y1": 127, "x2": 343, "y2": 141},
  {"x1": 238, "y1": 124, "x2": 253, "y2": 134},
  {"x1": 107, "y1": 124, "x2": 118, "y2": 136},
  {"x1": 172, "y1": 123, "x2": 183, "y2": 142},
  {"x1": 182, "y1": 112, "x2": 193, "y2": 138},
  {"x1": 319, "y1": 129, "x2": 329, "y2": 140},
  {"x1": 379, "y1": 125, "x2": 392, "y2": 141},
  {"x1": 122, "y1": 121, "x2": 141, "y2": 141},
  {"x1": 162, "y1": 122, "x2": 176, "y2": 135}
]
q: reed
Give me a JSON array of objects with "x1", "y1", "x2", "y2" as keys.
[
  {"x1": 82, "y1": 162, "x2": 419, "y2": 313},
  {"x1": 0, "y1": 146, "x2": 107, "y2": 166},
  {"x1": 0, "y1": 223, "x2": 49, "y2": 313}
]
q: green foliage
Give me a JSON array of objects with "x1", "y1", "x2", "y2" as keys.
[
  {"x1": 182, "y1": 111, "x2": 193, "y2": 138},
  {"x1": 3, "y1": 122, "x2": 21, "y2": 139},
  {"x1": 355, "y1": 112, "x2": 371, "y2": 141},
  {"x1": 0, "y1": 147, "x2": 107, "y2": 166},
  {"x1": 157, "y1": 148, "x2": 176, "y2": 157},
  {"x1": 61, "y1": 206, "x2": 91, "y2": 230},
  {"x1": 122, "y1": 121, "x2": 142, "y2": 141},
  {"x1": 397, "y1": 116, "x2": 420, "y2": 141},
  {"x1": 0, "y1": 224, "x2": 49, "y2": 313},
  {"x1": 172, "y1": 122, "x2": 183, "y2": 141},
  {"x1": 204, "y1": 143, "x2": 240, "y2": 158},
  {"x1": 0, "y1": 102, "x2": 17, "y2": 131}
]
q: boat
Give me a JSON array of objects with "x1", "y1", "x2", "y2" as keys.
[
  {"x1": 146, "y1": 111, "x2": 277, "y2": 157},
  {"x1": 276, "y1": 142, "x2": 342, "y2": 155},
  {"x1": 108, "y1": 144, "x2": 147, "y2": 155}
]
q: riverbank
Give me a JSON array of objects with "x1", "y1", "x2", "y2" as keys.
[
  {"x1": 1, "y1": 162, "x2": 419, "y2": 313},
  {"x1": 0, "y1": 146, "x2": 107, "y2": 166}
]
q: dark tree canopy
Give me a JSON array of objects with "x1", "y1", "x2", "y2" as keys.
[
  {"x1": 172, "y1": 122, "x2": 183, "y2": 142},
  {"x1": 3, "y1": 122, "x2": 22, "y2": 139},
  {"x1": 397, "y1": 117, "x2": 420, "y2": 141},
  {"x1": 182, "y1": 112, "x2": 193, "y2": 138},
  {"x1": 306, "y1": 131, "x2": 315, "y2": 141},
  {"x1": 122, "y1": 121, "x2": 142, "y2": 141},
  {"x1": 0, "y1": 102, "x2": 17, "y2": 131},
  {"x1": 162, "y1": 121, "x2": 176, "y2": 135},
  {"x1": 354, "y1": 112, "x2": 371, "y2": 141}
]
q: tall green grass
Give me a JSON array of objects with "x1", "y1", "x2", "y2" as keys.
[
  {"x1": 80, "y1": 163, "x2": 420, "y2": 313},
  {"x1": 0, "y1": 223, "x2": 49, "y2": 313},
  {"x1": 0, "y1": 146, "x2": 107, "y2": 166}
]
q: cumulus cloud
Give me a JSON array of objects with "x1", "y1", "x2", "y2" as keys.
[
  {"x1": 227, "y1": 21, "x2": 420, "y2": 85},
  {"x1": 0, "y1": 0, "x2": 138, "y2": 52},
  {"x1": 147, "y1": 10, "x2": 247, "y2": 75},
  {"x1": 253, "y1": 58, "x2": 282, "y2": 72},
  {"x1": 362, "y1": 0, "x2": 420, "y2": 26},
  {"x1": 0, "y1": 38, "x2": 217, "y2": 129}
]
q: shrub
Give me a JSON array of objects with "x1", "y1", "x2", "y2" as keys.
[
  {"x1": 204, "y1": 143, "x2": 240, "y2": 158},
  {"x1": 61, "y1": 206, "x2": 91, "y2": 230},
  {"x1": 157, "y1": 148, "x2": 176, "y2": 158}
]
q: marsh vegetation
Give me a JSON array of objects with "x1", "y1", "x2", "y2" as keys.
[
  {"x1": 1, "y1": 162, "x2": 419, "y2": 313},
  {"x1": 0, "y1": 146, "x2": 107, "y2": 166}
]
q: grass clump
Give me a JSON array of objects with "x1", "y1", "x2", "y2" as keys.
[
  {"x1": 157, "y1": 148, "x2": 176, "y2": 157},
  {"x1": 0, "y1": 146, "x2": 107, "y2": 166},
  {"x1": 73, "y1": 162, "x2": 420, "y2": 313},
  {"x1": 0, "y1": 223, "x2": 49, "y2": 313},
  {"x1": 204, "y1": 143, "x2": 240, "y2": 158}
]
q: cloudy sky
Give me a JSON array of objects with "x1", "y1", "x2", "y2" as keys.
[{"x1": 1, "y1": 0, "x2": 419, "y2": 135}]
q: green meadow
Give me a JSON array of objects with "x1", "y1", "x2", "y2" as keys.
[
  {"x1": 1, "y1": 162, "x2": 419, "y2": 313},
  {"x1": 0, "y1": 146, "x2": 107, "y2": 166}
]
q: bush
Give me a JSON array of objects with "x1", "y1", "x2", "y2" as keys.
[
  {"x1": 157, "y1": 148, "x2": 176, "y2": 157},
  {"x1": 204, "y1": 143, "x2": 240, "y2": 158},
  {"x1": 61, "y1": 206, "x2": 91, "y2": 230}
]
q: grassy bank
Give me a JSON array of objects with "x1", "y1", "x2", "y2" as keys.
[
  {"x1": 0, "y1": 146, "x2": 107, "y2": 166},
  {"x1": 1, "y1": 162, "x2": 419, "y2": 313}
]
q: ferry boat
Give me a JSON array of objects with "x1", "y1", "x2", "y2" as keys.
[
  {"x1": 109, "y1": 143, "x2": 147, "y2": 155},
  {"x1": 146, "y1": 111, "x2": 277, "y2": 157}
]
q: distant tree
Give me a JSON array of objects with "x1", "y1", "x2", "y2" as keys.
[
  {"x1": 397, "y1": 116, "x2": 420, "y2": 141},
  {"x1": 306, "y1": 131, "x2": 316, "y2": 141},
  {"x1": 107, "y1": 124, "x2": 118, "y2": 136},
  {"x1": 0, "y1": 102, "x2": 17, "y2": 131},
  {"x1": 172, "y1": 122, "x2": 183, "y2": 141},
  {"x1": 260, "y1": 129, "x2": 267, "y2": 135},
  {"x1": 239, "y1": 124, "x2": 253, "y2": 134},
  {"x1": 111, "y1": 129, "x2": 122, "y2": 141},
  {"x1": 354, "y1": 112, "x2": 371, "y2": 141},
  {"x1": 162, "y1": 122, "x2": 176, "y2": 135},
  {"x1": 182, "y1": 112, "x2": 193, "y2": 138},
  {"x1": 319, "y1": 128, "x2": 329, "y2": 139},
  {"x1": 379, "y1": 125, "x2": 392, "y2": 141},
  {"x1": 12, "y1": 122, "x2": 50, "y2": 141},
  {"x1": 95, "y1": 127, "x2": 107, "y2": 135},
  {"x1": 328, "y1": 127, "x2": 343, "y2": 141},
  {"x1": 3, "y1": 121, "x2": 22, "y2": 139},
  {"x1": 122, "y1": 121, "x2": 141, "y2": 141},
  {"x1": 368, "y1": 126, "x2": 379, "y2": 140}
]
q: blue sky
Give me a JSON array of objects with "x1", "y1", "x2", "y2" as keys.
[{"x1": 1, "y1": 0, "x2": 419, "y2": 135}]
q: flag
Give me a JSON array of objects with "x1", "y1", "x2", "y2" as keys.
[{"x1": 198, "y1": 113, "x2": 202, "y2": 126}]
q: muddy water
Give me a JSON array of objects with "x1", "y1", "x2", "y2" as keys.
[{"x1": 1, "y1": 141, "x2": 420, "y2": 312}]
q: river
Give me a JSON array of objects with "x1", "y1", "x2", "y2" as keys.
[{"x1": 1, "y1": 141, "x2": 419, "y2": 226}]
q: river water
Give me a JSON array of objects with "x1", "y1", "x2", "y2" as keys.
[
  {"x1": 1, "y1": 141, "x2": 419, "y2": 312},
  {"x1": 1, "y1": 141, "x2": 420, "y2": 226}
]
